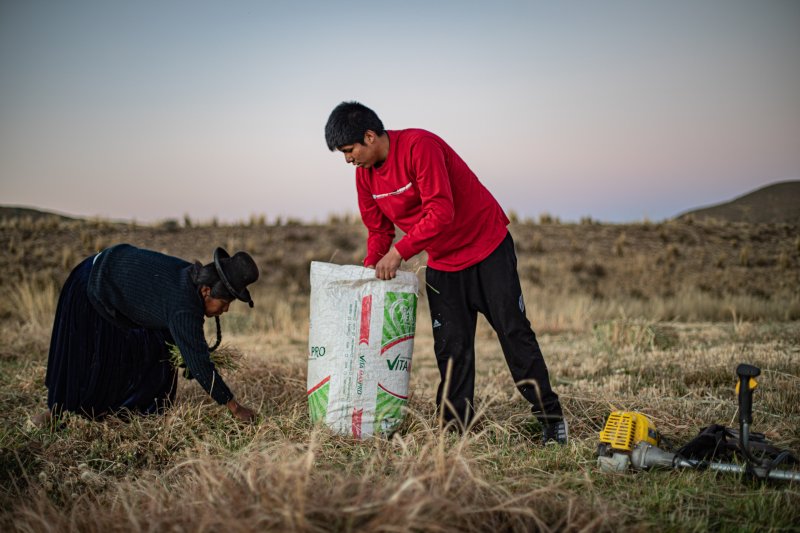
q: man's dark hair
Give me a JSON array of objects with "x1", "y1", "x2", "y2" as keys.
[
  {"x1": 325, "y1": 101, "x2": 385, "y2": 151},
  {"x1": 190, "y1": 262, "x2": 234, "y2": 301}
]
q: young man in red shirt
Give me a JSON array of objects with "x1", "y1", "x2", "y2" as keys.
[{"x1": 325, "y1": 101, "x2": 567, "y2": 444}]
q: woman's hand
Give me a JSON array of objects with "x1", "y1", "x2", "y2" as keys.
[{"x1": 226, "y1": 399, "x2": 256, "y2": 423}]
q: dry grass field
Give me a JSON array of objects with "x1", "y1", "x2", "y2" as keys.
[{"x1": 1, "y1": 212, "x2": 799, "y2": 531}]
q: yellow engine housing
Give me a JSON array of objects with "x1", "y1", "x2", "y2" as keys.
[{"x1": 599, "y1": 411, "x2": 659, "y2": 452}]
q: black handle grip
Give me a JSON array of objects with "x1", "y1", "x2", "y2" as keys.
[
  {"x1": 736, "y1": 364, "x2": 760, "y2": 378},
  {"x1": 736, "y1": 363, "x2": 760, "y2": 425}
]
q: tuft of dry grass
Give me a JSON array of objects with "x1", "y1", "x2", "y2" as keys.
[
  {"x1": 6, "y1": 422, "x2": 614, "y2": 532},
  {"x1": 7, "y1": 278, "x2": 58, "y2": 335},
  {"x1": 593, "y1": 319, "x2": 679, "y2": 353}
]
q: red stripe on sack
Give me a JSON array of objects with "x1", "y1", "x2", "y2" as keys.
[
  {"x1": 351, "y1": 408, "x2": 363, "y2": 439},
  {"x1": 359, "y1": 295, "x2": 372, "y2": 345},
  {"x1": 380, "y1": 335, "x2": 413, "y2": 354},
  {"x1": 307, "y1": 375, "x2": 331, "y2": 395},
  {"x1": 378, "y1": 382, "x2": 409, "y2": 400}
]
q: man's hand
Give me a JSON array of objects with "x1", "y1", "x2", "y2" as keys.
[
  {"x1": 374, "y1": 247, "x2": 402, "y2": 280},
  {"x1": 226, "y1": 399, "x2": 256, "y2": 423}
]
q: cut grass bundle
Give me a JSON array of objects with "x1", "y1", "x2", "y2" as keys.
[{"x1": 167, "y1": 342, "x2": 243, "y2": 373}]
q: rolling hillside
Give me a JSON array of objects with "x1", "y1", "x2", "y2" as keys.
[
  {"x1": 678, "y1": 181, "x2": 800, "y2": 224},
  {"x1": 0, "y1": 206, "x2": 79, "y2": 223}
]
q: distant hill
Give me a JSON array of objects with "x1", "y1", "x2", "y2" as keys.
[
  {"x1": 678, "y1": 181, "x2": 800, "y2": 224},
  {"x1": 0, "y1": 205, "x2": 78, "y2": 222}
]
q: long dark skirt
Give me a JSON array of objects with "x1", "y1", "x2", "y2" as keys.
[{"x1": 45, "y1": 256, "x2": 178, "y2": 418}]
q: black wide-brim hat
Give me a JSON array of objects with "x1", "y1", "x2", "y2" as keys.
[{"x1": 213, "y1": 247, "x2": 259, "y2": 307}]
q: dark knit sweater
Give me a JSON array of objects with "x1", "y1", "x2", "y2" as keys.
[{"x1": 86, "y1": 244, "x2": 233, "y2": 405}]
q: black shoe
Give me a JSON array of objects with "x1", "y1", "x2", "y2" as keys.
[{"x1": 542, "y1": 419, "x2": 569, "y2": 445}]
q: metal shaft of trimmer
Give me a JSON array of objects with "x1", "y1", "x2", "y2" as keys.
[{"x1": 631, "y1": 442, "x2": 800, "y2": 482}]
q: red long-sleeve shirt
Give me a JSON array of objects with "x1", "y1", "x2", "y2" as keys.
[{"x1": 357, "y1": 129, "x2": 509, "y2": 272}]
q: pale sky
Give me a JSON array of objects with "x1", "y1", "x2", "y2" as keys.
[{"x1": 1, "y1": 0, "x2": 798, "y2": 223}]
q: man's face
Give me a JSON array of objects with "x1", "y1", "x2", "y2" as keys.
[{"x1": 337, "y1": 131, "x2": 382, "y2": 169}]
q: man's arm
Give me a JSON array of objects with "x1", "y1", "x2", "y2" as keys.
[{"x1": 393, "y1": 137, "x2": 455, "y2": 260}]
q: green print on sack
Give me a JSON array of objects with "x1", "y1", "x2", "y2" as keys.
[
  {"x1": 381, "y1": 292, "x2": 418, "y2": 347},
  {"x1": 308, "y1": 378, "x2": 330, "y2": 423},
  {"x1": 386, "y1": 353, "x2": 409, "y2": 371},
  {"x1": 375, "y1": 385, "x2": 407, "y2": 435}
]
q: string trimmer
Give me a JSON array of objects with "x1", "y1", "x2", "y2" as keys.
[{"x1": 597, "y1": 363, "x2": 800, "y2": 482}]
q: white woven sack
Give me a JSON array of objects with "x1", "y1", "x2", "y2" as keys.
[{"x1": 308, "y1": 261, "x2": 418, "y2": 438}]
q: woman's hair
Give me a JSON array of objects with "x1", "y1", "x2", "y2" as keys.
[{"x1": 190, "y1": 262, "x2": 234, "y2": 300}]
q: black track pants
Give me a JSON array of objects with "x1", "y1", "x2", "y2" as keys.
[{"x1": 425, "y1": 232, "x2": 562, "y2": 426}]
